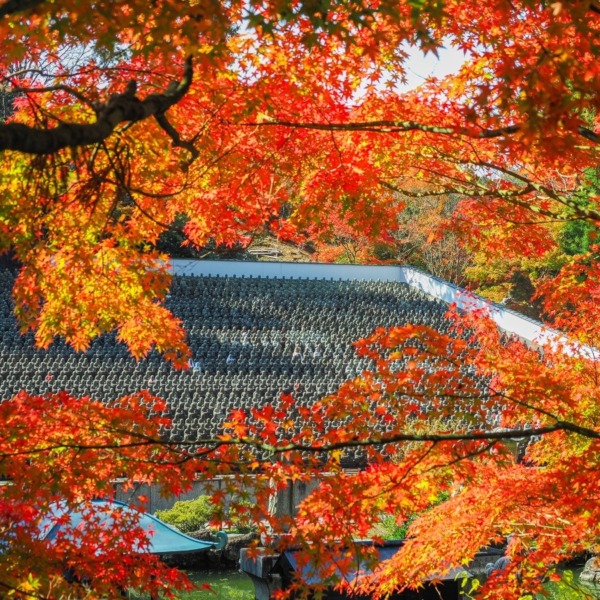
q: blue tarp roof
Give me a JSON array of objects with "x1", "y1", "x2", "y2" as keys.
[
  {"x1": 276, "y1": 542, "x2": 404, "y2": 585},
  {"x1": 40, "y1": 499, "x2": 217, "y2": 554},
  {"x1": 276, "y1": 541, "x2": 468, "y2": 585}
]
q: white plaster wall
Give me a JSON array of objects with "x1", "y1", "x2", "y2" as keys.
[
  {"x1": 171, "y1": 259, "x2": 405, "y2": 282},
  {"x1": 170, "y1": 259, "x2": 592, "y2": 355},
  {"x1": 399, "y1": 267, "x2": 552, "y2": 344}
]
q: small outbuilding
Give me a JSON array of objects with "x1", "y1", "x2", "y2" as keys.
[{"x1": 241, "y1": 540, "x2": 503, "y2": 600}]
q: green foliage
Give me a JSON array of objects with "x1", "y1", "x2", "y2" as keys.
[
  {"x1": 155, "y1": 497, "x2": 217, "y2": 534},
  {"x1": 375, "y1": 513, "x2": 414, "y2": 540},
  {"x1": 155, "y1": 215, "x2": 205, "y2": 259},
  {"x1": 373, "y1": 491, "x2": 451, "y2": 540},
  {"x1": 559, "y1": 168, "x2": 600, "y2": 256},
  {"x1": 130, "y1": 570, "x2": 254, "y2": 600},
  {"x1": 179, "y1": 571, "x2": 254, "y2": 600},
  {"x1": 560, "y1": 220, "x2": 596, "y2": 256},
  {"x1": 227, "y1": 500, "x2": 257, "y2": 534},
  {"x1": 155, "y1": 496, "x2": 258, "y2": 534},
  {"x1": 537, "y1": 570, "x2": 597, "y2": 599}
]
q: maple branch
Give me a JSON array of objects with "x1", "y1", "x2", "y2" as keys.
[
  {"x1": 11, "y1": 83, "x2": 95, "y2": 107},
  {"x1": 489, "y1": 386, "x2": 566, "y2": 426},
  {"x1": 589, "y1": 2, "x2": 600, "y2": 16},
  {"x1": 0, "y1": 439, "x2": 170, "y2": 458},
  {"x1": 418, "y1": 150, "x2": 600, "y2": 222},
  {"x1": 0, "y1": 0, "x2": 45, "y2": 18},
  {"x1": 424, "y1": 440, "x2": 498, "y2": 476},
  {"x1": 154, "y1": 112, "x2": 199, "y2": 167},
  {"x1": 87, "y1": 141, "x2": 193, "y2": 202},
  {"x1": 578, "y1": 125, "x2": 600, "y2": 143},
  {"x1": 380, "y1": 179, "x2": 535, "y2": 201},
  {"x1": 10, "y1": 424, "x2": 575, "y2": 463},
  {"x1": 384, "y1": 166, "x2": 565, "y2": 222},
  {"x1": 250, "y1": 119, "x2": 522, "y2": 140},
  {"x1": 175, "y1": 424, "x2": 572, "y2": 459},
  {"x1": 0, "y1": 580, "x2": 50, "y2": 600},
  {"x1": 468, "y1": 158, "x2": 600, "y2": 221},
  {"x1": 96, "y1": 142, "x2": 175, "y2": 229},
  {"x1": 0, "y1": 56, "x2": 194, "y2": 154}
]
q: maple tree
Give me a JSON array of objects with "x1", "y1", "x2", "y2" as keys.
[
  {"x1": 388, "y1": 190, "x2": 473, "y2": 285},
  {"x1": 0, "y1": 391, "x2": 199, "y2": 598},
  {"x1": 2, "y1": 0, "x2": 600, "y2": 598}
]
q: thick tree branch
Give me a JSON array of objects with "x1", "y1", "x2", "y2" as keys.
[
  {"x1": 579, "y1": 125, "x2": 600, "y2": 143},
  {"x1": 589, "y1": 2, "x2": 600, "y2": 16},
  {"x1": 0, "y1": 0, "x2": 44, "y2": 18},
  {"x1": 0, "y1": 56, "x2": 194, "y2": 155}
]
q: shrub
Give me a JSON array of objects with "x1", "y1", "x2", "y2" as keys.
[
  {"x1": 155, "y1": 496, "x2": 258, "y2": 534},
  {"x1": 371, "y1": 491, "x2": 451, "y2": 541},
  {"x1": 371, "y1": 513, "x2": 415, "y2": 540},
  {"x1": 155, "y1": 496, "x2": 216, "y2": 533},
  {"x1": 228, "y1": 500, "x2": 256, "y2": 534}
]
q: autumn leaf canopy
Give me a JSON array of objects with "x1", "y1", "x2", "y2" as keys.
[{"x1": 2, "y1": 0, "x2": 600, "y2": 598}]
